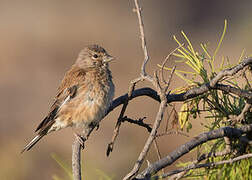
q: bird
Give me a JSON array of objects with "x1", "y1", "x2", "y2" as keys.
[{"x1": 22, "y1": 44, "x2": 115, "y2": 153}]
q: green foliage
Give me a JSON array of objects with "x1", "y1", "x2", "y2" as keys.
[
  {"x1": 51, "y1": 153, "x2": 73, "y2": 180},
  {"x1": 160, "y1": 20, "x2": 252, "y2": 179},
  {"x1": 51, "y1": 153, "x2": 114, "y2": 180}
]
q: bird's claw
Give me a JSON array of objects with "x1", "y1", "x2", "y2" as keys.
[{"x1": 74, "y1": 133, "x2": 86, "y2": 149}]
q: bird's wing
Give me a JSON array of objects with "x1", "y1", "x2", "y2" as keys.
[{"x1": 35, "y1": 66, "x2": 86, "y2": 134}]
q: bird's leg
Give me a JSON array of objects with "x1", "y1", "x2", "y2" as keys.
[
  {"x1": 72, "y1": 122, "x2": 96, "y2": 149},
  {"x1": 73, "y1": 124, "x2": 96, "y2": 149},
  {"x1": 74, "y1": 133, "x2": 86, "y2": 149}
]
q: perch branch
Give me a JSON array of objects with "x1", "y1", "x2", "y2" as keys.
[
  {"x1": 72, "y1": 125, "x2": 95, "y2": 180},
  {"x1": 72, "y1": 138, "x2": 82, "y2": 180}
]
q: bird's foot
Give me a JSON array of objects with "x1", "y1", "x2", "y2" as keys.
[{"x1": 74, "y1": 133, "x2": 86, "y2": 149}]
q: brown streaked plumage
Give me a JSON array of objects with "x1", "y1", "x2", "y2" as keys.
[{"x1": 22, "y1": 44, "x2": 115, "y2": 152}]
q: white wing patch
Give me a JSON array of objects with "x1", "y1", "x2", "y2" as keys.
[{"x1": 58, "y1": 95, "x2": 70, "y2": 112}]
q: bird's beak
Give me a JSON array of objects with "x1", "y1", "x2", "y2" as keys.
[{"x1": 103, "y1": 55, "x2": 114, "y2": 63}]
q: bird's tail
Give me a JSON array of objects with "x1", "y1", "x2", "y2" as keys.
[{"x1": 21, "y1": 134, "x2": 45, "y2": 153}]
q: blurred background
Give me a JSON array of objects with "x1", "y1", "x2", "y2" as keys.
[{"x1": 1, "y1": 0, "x2": 252, "y2": 179}]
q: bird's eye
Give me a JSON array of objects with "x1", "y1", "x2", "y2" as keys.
[{"x1": 93, "y1": 54, "x2": 98, "y2": 59}]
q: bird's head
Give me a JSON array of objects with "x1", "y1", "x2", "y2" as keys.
[{"x1": 76, "y1": 44, "x2": 114, "y2": 69}]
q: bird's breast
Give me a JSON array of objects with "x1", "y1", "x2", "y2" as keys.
[{"x1": 71, "y1": 78, "x2": 114, "y2": 128}]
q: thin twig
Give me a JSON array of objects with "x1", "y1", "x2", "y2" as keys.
[
  {"x1": 161, "y1": 44, "x2": 183, "y2": 84},
  {"x1": 133, "y1": 0, "x2": 150, "y2": 78},
  {"x1": 153, "y1": 139, "x2": 164, "y2": 174},
  {"x1": 122, "y1": 116, "x2": 152, "y2": 133},
  {"x1": 242, "y1": 67, "x2": 251, "y2": 89},
  {"x1": 210, "y1": 57, "x2": 252, "y2": 87},
  {"x1": 165, "y1": 106, "x2": 176, "y2": 132},
  {"x1": 156, "y1": 129, "x2": 189, "y2": 138},
  {"x1": 107, "y1": 100, "x2": 129, "y2": 156},
  {"x1": 235, "y1": 103, "x2": 251, "y2": 123},
  {"x1": 107, "y1": 76, "x2": 143, "y2": 156},
  {"x1": 163, "y1": 66, "x2": 176, "y2": 95}
]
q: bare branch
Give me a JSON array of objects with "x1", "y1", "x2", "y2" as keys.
[
  {"x1": 135, "y1": 124, "x2": 252, "y2": 179},
  {"x1": 72, "y1": 138, "x2": 82, "y2": 180},
  {"x1": 235, "y1": 103, "x2": 251, "y2": 123},
  {"x1": 72, "y1": 126, "x2": 95, "y2": 180},
  {"x1": 163, "y1": 66, "x2": 176, "y2": 95},
  {"x1": 158, "y1": 153, "x2": 252, "y2": 179},
  {"x1": 122, "y1": 116, "x2": 152, "y2": 133},
  {"x1": 107, "y1": 82, "x2": 252, "y2": 118},
  {"x1": 161, "y1": 44, "x2": 183, "y2": 85},
  {"x1": 107, "y1": 76, "x2": 145, "y2": 156},
  {"x1": 210, "y1": 57, "x2": 252, "y2": 87},
  {"x1": 156, "y1": 129, "x2": 189, "y2": 138},
  {"x1": 165, "y1": 137, "x2": 231, "y2": 180},
  {"x1": 241, "y1": 66, "x2": 252, "y2": 89},
  {"x1": 133, "y1": 0, "x2": 150, "y2": 78},
  {"x1": 124, "y1": 99, "x2": 167, "y2": 180},
  {"x1": 107, "y1": 100, "x2": 129, "y2": 156},
  {"x1": 153, "y1": 139, "x2": 164, "y2": 174}
]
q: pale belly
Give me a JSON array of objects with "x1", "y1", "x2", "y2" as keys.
[
  {"x1": 54, "y1": 84, "x2": 114, "y2": 130},
  {"x1": 72, "y1": 96, "x2": 110, "y2": 128}
]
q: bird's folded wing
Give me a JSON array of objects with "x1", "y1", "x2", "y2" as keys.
[
  {"x1": 35, "y1": 66, "x2": 86, "y2": 133},
  {"x1": 35, "y1": 85, "x2": 78, "y2": 133}
]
